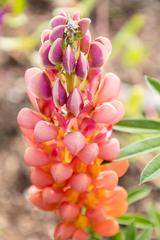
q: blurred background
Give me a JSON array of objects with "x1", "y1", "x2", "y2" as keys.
[{"x1": 1, "y1": 0, "x2": 160, "y2": 239}]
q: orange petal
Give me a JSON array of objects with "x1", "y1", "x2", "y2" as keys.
[
  {"x1": 73, "y1": 229, "x2": 89, "y2": 240},
  {"x1": 28, "y1": 186, "x2": 55, "y2": 211},
  {"x1": 102, "y1": 160, "x2": 129, "y2": 177},
  {"x1": 93, "y1": 218, "x2": 119, "y2": 237},
  {"x1": 59, "y1": 202, "x2": 80, "y2": 221},
  {"x1": 106, "y1": 201, "x2": 128, "y2": 217},
  {"x1": 30, "y1": 167, "x2": 53, "y2": 188},
  {"x1": 96, "y1": 170, "x2": 118, "y2": 190},
  {"x1": 24, "y1": 147, "x2": 50, "y2": 166}
]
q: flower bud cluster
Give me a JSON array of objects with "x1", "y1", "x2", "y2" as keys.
[{"x1": 17, "y1": 11, "x2": 128, "y2": 240}]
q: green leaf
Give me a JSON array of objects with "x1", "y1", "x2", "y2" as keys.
[
  {"x1": 117, "y1": 137, "x2": 160, "y2": 160},
  {"x1": 125, "y1": 223, "x2": 136, "y2": 240},
  {"x1": 149, "y1": 204, "x2": 160, "y2": 237},
  {"x1": 114, "y1": 119, "x2": 160, "y2": 134},
  {"x1": 112, "y1": 231, "x2": 125, "y2": 240},
  {"x1": 140, "y1": 153, "x2": 160, "y2": 183},
  {"x1": 145, "y1": 75, "x2": 160, "y2": 95},
  {"x1": 128, "y1": 186, "x2": 151, "y2": 205},
  {"x1": 112, "y1": 14, "x2": 145, "y2": 57},
  {"x1": 137, "y1": 229, "x2": 152, "y2": 240},
  {"x1": 87, "y1": 227, "x2": 103, "y2": 240},
  {"x1": 118, "y1": 214, "x2": 153, "y2": 229}
]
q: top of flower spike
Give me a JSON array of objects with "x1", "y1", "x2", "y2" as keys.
[{"x1": 39, "y1": 11, "x2": 112, "y2": 93}]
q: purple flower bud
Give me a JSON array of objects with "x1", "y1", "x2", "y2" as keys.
[
  {"x1": 52, "y1": 79, "x2": 67, "y2": 108},
  {"x1": 63, "y1": 45, "x2": 76, "y2": 74},
  {"x1": 50, "y1": 25, "x2": 65, "y2": 42},
  {"x1": 41, "y1": 29, "x2": 51, "y2": 43},
  {"x1": 26, "y1": 68, "x2": 52, "y2": 100},
  {"x1": 39, "y1": 40, "x2": 53, "y2": 68},
  {"x1": 66, "y1": 88, "x2": 84, "y2": 117},
  {"x1": 95, "y1": 36, "x2": 112, "y2": 57},
  {"x1": 78, "y1": 18, "x2": 91, "y2": 35},
  {"x1": 48, "y1": 38, "x2": 63, "y2": 65},
  {"x1": 59, "y1": 11, "x2": 67, "y2": 17},
  {"x1": 72, "y1": 12, "x2": 80, "y2": 21},
  {"x1": 50, "y1": 15, "x2": 67, "y2": 28},
  {"x1": 79, "y1": 117, "x2": 96, "y2": 136},
  {"x1": 75, "y1": 52, "x2": 88, "y2": 79},
  {"x1": 88, "y1": 41, "x2": 107, "y2": 68},
  {"x1": 80, "y1": 30, "x2": 91, "y2": 54}
]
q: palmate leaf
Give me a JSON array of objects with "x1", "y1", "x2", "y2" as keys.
[
  {"x1": 118, "y1": 214, "x2": 153, "y2": 229},
  {"x1": 145, "y1": 75, "x2": 160, "y2": 95},
  {"x1": 140, "y1": 153, "x2": 160, "y2": 183},
  {"x1": 114, "y1": 119, "x2": 160, "y2": 134},
  {"x1": 128, "y1": 186, "x2": 151, "y2": 205},
  {"x1": 117, "y1": 136, "x2": 160, "y2": 160}
]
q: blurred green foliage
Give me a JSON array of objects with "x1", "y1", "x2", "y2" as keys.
[
  {"x1": 125, "y1": 85, "x2": 145, "y2": 117},
  {"x1": 112, "y1": 14, "x2": 147, "y2": 66}
]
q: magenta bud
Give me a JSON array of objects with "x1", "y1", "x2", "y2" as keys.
[
  {"x1": 50, "y1": 15, "x2": 67, "y2": 28},
  {"x1": 66, "y1": 88, "x2": 83, "y2": 117},
  {"x1": 80, "y1": 30, "x2": 91, "y2": 54},
  {"x1": 95, "y1": 36, "x2": 112, "y2": 56},
  {"x1": 88, "y1": 41, "x2": 107, "y2": 68},
  {"x1": 72, "y1": 11, "x2": 80, "y2": 21},
  {"x1": 59, "y1": 11, "x2": 67, "y2": 17},
  {"x1": 50, "y1": 25, "x2": 65, "y2": 42},
  {"x1": 75, "y1": 52, "x2": 88, "y2": 79},
  {"x1": 41, "y1": 29, "x2": 51, "y2": 43},
  {"x1": 48, "y1": 38, "x2": 63, "y2": 65},
  {"x1": 79, "y1": 117, "x2": 96, "y2": 136},
  {"x1": 97, "y1": 73, "x2": 120, "y2": 103},
  {"x1": 26, "y1": 68, "x2": 52, "y2": 100},
  {"x1": 39, "y1": 40, "x2": 53, "y2": 68},
  {"x1": 52, "y1": 79, "x2": 67, "y2": 108},
  {"x1": 63, "y1": 45, "x2": 76, "y2": 74},
  {"x1": 78, "y1": 18, "x2": 91, "y2": 35}
]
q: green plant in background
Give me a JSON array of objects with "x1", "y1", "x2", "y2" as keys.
[
  {"x1": 112, "y1": 14, "x2": 147, "y2": 66},
  {"x1": 114, "y1": 76, "x2": 160, "y2": 184}
]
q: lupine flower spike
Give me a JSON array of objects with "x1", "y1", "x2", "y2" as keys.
[{"x1": 17, "y1": 11, "x2": 129, "y2": 240}]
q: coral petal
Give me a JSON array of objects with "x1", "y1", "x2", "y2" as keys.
[
  {"x1": 70, "y1": 173, "x2": 91, "y2": 192},
  {"x1": 78, "y1": 143, "x2": 99, "y2": 165},
  {"x1": 59, "y1": 203, "x2": 80, "y2": 221},
  {"x1": 73, "y1": 230, "x2": 89, "y2": 240},
  {"x1": 97, "y1": 73, "x2": 121, "y2": 103},
  {"x1": 51, "y1": 163, "x2": 73, "y2": 183},
  {"x1": 34, "y1": 120, "x2": 57, "y2": 143},
  {"x1": 24, "y1": 147, "x2": 50, "y2": 166},
  {"x1": 93, "y1": 218, "x2": 119, "y2": 237},
  {"x1": 98, "y1": 138, "x2": 120, "y2": 160},
  {"x1": 30, "y1": 167, "x2": 53, "y2": 188},
  {"x1": 92, "y1": 103, "x2": 117, "y2": 124},
  {"x1": 63, "y1": 132, "x2": 85, "y2": 155},
  {"x1": 54, "y1": 223, "x2": 75, "y2": 240}
]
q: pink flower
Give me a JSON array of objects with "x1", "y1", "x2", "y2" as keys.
[{"x1": 17, "y1": 11, "x2": 128, "y2": 240}]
